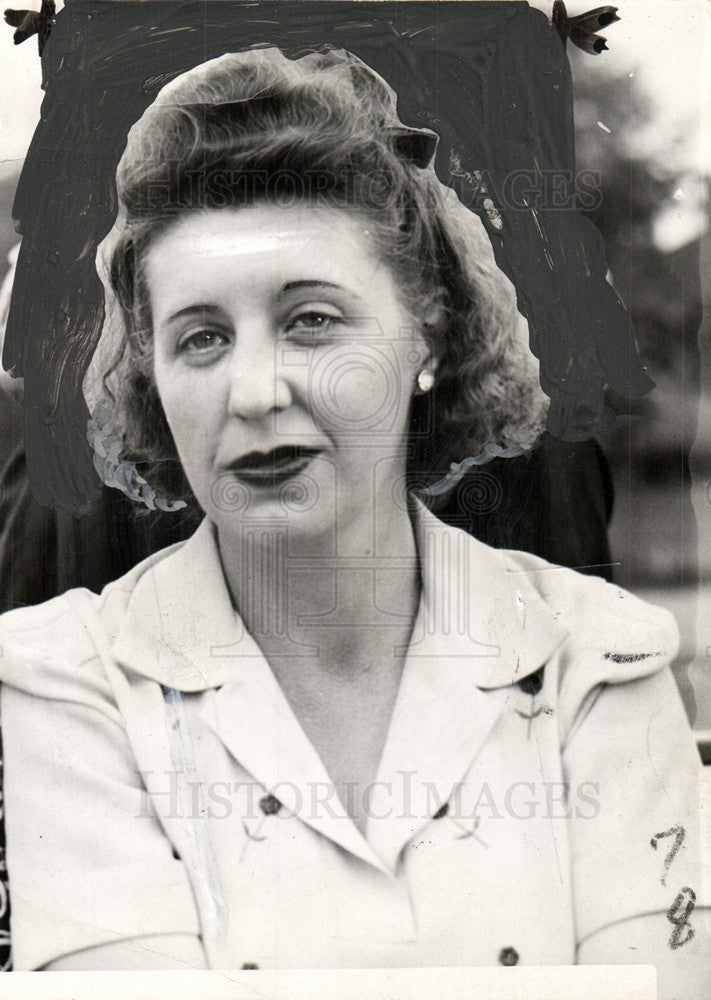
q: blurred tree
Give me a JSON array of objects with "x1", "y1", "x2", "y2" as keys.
[{"x1": 570, "y1": 59, "x2": 702, "y2": 590}]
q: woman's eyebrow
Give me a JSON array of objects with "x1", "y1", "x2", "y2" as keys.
[
  {"x1": 163, "y1": 284, "x2": 354, "y2": 324},
  {"x1": 281, "y1": 280, "x2": 343, "y2": 294},
  {"x1": 166, "y1": 304, "x2": 222, "y2": 324}
]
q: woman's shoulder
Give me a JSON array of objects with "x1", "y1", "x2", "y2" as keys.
[
  {"x1": 502, "y1": 545, "x2": 678, "y2": 643},
  {"x1": 491, "y1": 545, "x2": 683, "y2": 744},
  {"x1": 421, "y1": 501, "x2": 679, "y2": 672},
  {"x1": 0, "y1": 538, "x2": 188, "y2": 702},
  {"x1": 495, "y1": 544, "x2": 680, "y2": 685}
]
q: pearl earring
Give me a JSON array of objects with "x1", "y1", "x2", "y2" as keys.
[{"x1": 417, "y1": 368, "x2": 435, "y2": 393}]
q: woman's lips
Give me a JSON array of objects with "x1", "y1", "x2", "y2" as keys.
[{"x1": 226, "y1": 445, "x2": 321, "y2": 484}]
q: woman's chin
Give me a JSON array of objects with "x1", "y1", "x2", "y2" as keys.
[{"x1": 206, "y1": 460, "x2": 335, "y2": 540}]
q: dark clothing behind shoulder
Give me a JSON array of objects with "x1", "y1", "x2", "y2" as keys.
[{"x1": 435, "y1": 433, "x2": 614, "y2": 579}]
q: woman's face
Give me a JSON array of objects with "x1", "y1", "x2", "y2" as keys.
[{"x1": 146, "y1": 202, "x2": 431, "y2": 541}]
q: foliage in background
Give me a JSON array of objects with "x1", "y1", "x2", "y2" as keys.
[{"x1": 571, "y1": 58, "x2": 706, "y2": 585}]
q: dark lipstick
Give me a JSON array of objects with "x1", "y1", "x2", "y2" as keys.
[{"x1": 226, "y1": 445, "x2": 320, "y2": 485}]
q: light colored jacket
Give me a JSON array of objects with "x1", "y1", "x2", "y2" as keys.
[{"x1": 0, "y1": 500, "x2": 704, "y2": 970}]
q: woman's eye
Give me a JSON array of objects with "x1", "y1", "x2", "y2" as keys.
[
  {"x1": 178, "y1": 329, "x2": 227, "y2": 354},
  {"x1": 286, "y1": 311, "x2": 342, "y2": 340}
]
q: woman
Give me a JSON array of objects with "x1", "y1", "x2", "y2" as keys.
[{"x1": 0, "y1": 48, "x2": 706, "y2": 989}]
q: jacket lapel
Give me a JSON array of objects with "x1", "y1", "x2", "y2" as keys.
[
  {"x1": 110, "y1": 520, "x2": 390, "y2": 873},
  {"x1": 367, "y1": 633, "x2": 506, "y2": 871},
  {"x1": 206, "y1": 672, "x2": 393, "y2": 874},
  {"x1": 366, "y1": 499, "x2": 569, "y2": 869}
]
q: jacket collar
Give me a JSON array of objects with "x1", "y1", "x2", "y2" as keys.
[
  {"x1": 110, "y1": 496, "x2": 569, "y2": 693},
  {"x1": 109, "y1": 499, "x2": 570, "y2": 873}
]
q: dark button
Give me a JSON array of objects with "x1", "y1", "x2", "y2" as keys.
[
  {"x1": 519, "y1": 667, "x2": 544, "y2": 696},
  {"x1": 241, "y1": 962, "x2": 259, "y2": 970},
  {"x1": 259, "y1": 793, "x2": 282, "y2": 816},
  {"x1": 498, "y1": 947, "x2": 519, "y2": 966},
  {"x1": 433, "y1": 802, "x2": 449, "y2": 820}
]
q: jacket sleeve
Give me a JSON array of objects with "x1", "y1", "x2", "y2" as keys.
[
  {"x1": 556, "y1": 582, "x2": 707, "y2": 948},
  {"x1": 0, "y1": 594, "x2": 200, "y2": 970}
]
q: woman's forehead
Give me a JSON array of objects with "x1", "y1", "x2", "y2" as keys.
[
  {"x1": 142, "y1": 203, "x2": 394, "y2": 315},
  {"x1": 146, "y1": 204, "x2": 378, "y2": 276}
]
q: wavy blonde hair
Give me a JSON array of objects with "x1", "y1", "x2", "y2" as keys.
[{"x1": 87, "y1": 46, "x2": 548, "y2": 505}]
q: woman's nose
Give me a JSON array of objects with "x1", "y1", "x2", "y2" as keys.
[{"x1": 226, "y1": 330, "x2": 293, "y2": 420}]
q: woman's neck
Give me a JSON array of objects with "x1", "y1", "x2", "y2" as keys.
[
  {"x1": 216, "y1": 496, "x2": 422, "y2": 679},
  {"x1": 216, "y1": 496, "x2": 422, "y2": 834}
]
